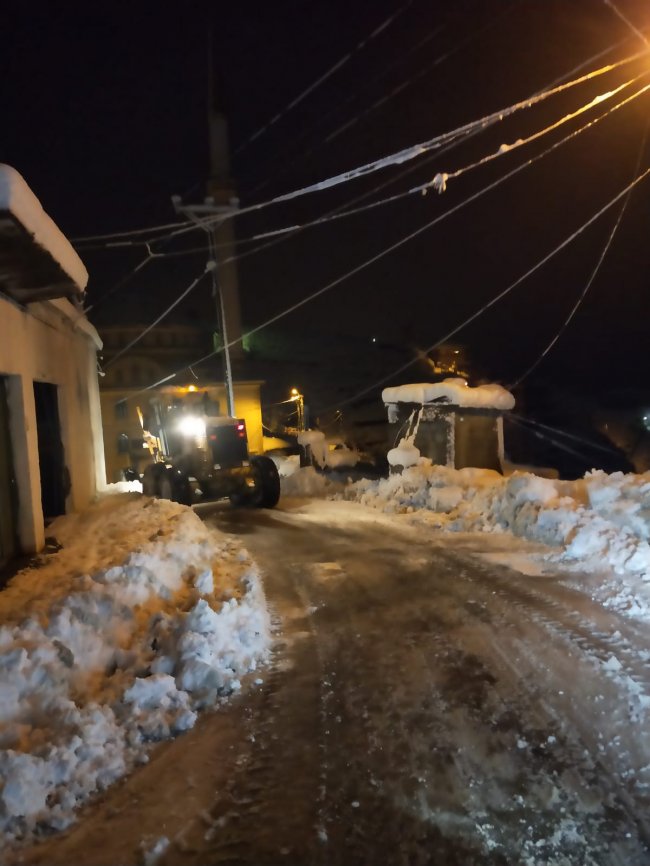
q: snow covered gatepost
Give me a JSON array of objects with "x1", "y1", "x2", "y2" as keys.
[{"x1": 383, "y1": 378, "x2": 515, "y2": 472}]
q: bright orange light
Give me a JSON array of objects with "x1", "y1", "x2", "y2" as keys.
[{"x1": 188, "y1": 384, "x2": 197, "y2": 392}]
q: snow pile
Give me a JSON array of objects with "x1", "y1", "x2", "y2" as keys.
[
  {"x1": 0, "y1": 495, "x2": 270, "y2": 845},
  {"x1": 382, "y1": 377, "x2": 515, "y2": 411},
  {"x1": 281, "y1": 466, "x2": 334, "y2": 497},
  {"x1": 350, "y1": 465, "x2": 650, "y2": 587}
]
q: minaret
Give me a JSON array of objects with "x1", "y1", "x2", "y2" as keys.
[{"x1": 207, "y1": 50, "x2": 244, "y2": 362}]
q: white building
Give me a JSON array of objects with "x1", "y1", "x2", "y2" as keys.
[{"x1": 0, "y1": 165, "x2": 105, "y2": 563}]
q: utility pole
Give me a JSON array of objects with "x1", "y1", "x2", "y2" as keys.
[{"x1": 172, "y1": 33, "x2": 243, "y2": 418}]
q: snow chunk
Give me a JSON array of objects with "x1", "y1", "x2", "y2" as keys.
[{"x1": 387, "y1": 440, "x2": 421, "y2": 468}]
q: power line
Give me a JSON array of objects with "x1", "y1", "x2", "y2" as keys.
[
  {"x1": 320, "y1": 3, "x2": 519, "y2": 151},
  {"x1": 75, "y1": 50, "x2": 643, "y2": 252},
  {"x1": 505, "y1": 414, "x2": 593, "y2": 463},
  {"x1": 103, "y1": 265, "x2": 211, "y2": 370},
  {"x1": 314, "y1": 162, "x2": 650, "y2": 416},
  {"x1": 241, "y1": 34, "x2": 637, "y2": 248},
  {"x1": 209, "y1": 36, "x2": 642, "y2": 278},
  {"x1": 91, "y1": 72, "x2": 650, "y2": 359},
  {"x1": 230, "y1": 54, "x2": 642, "y2": 219},
  {"x1": 511, "y1": 118, "x2": 649, "y2": 388},
  {"x1": 603, "y1": 0, "x2": 650, "y2": 47},
  {"x1": 83, "y1": 251, "x2": 155, "y2": 317},
  {"x1": 234, "y1": 0, "x2": 414, "y2": 156},
  {"x1": 72, "y1": 218, "x2": 188, "y2": 245},
  {"x1": 428, "y1": 73, "x2": 646, "y2": 194},
  {"x1": 509, "y1": 414, "x2": 623, "y2": 457},
  {"x1": 251, "y1": 21, "x2": 445, "y2": 178},
  {"x1": 119, "y1": 86, "x2": 650, "y2": 404},
  {"x1": 235, "y1": 73, "x2": 650, "y2": 242}
]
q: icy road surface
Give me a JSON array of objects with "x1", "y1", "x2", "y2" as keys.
[{"x1": 15, "y1": 499, "x2": 650, "y2": 866}]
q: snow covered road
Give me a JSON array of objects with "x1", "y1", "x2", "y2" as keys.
[{"x1": 15, "y1": 498, "x2": 650, "y2": 865}]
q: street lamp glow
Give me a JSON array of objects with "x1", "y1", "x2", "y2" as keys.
[{"x1": 177, "y1": 415, "x2": 206, "y2": 438}]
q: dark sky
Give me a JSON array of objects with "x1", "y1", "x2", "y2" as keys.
[{"x1": 2, "y1": 0, "x2": 650, "y2": 402}]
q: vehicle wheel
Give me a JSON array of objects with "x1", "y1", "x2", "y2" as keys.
[
  {"x1": 251, "y1": 456, "x2": 281, "y2": 508},
  {"x1": 174, "y1": 475, "x2": 193, "y2": 506},
  {"x1": 142, "y1": 466, "x2": 159, "y2": 497},
  {"x1": 159, "y1": 474, "x2": 174, "y2": 500},
  {"x1": 229, "y1": 490, "x2": 250, "y2": 508}
]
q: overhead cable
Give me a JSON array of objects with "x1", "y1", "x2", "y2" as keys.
[
  {"x1": 603, "y1": 0, "x2": 650, "y2": 47},
  {"x1": 314, "y1": 162, "x2": 650, "y2": 415},
  {"x1": 234, "y1": 0, "x2": 414, "y2": 155},
  {"x1": 75, "y1": 49, "x2": 643, "y2": 250},
  {"x1": 113, "y1": 58, "x2": 650, "y2": 258},
  {"x1": 511, "y1": 118, "x2": 649, "y2": 388},
  {"x1": 236, "y1": 75, "x2": 650, "y2": 241},
  {"x1": 228, "y1": 52, "x2": 646, "y2": 218},
  {"x1": 92, "y1": 76, "x2": 650, "y2": 355},
  {"x1": 103, "y1": 265, "x2": 211, "y2": 369},
  {"x1": 426, "y1": 74, "x2": 645, "y2": 194},
  {"x1": 72, "y1": 218, "x2": 188, "y2": 245},
  {"x1": 238, "y1": 33, "x2": 638, "y2": 251},
  {"x1": 82, "y1": 251, "x2": 155, "y2": 317},
  {"x1": 505, "y1": 415, "x2": 593, "y2": 463},
  {"x1": 245, "y1": 15, "x2": 466, "y2": 197},
  {"x1": 510, "y1": 414, "x2": 623, "y2": 457},
  {"x1": 120, "y1": 91, "x2": 650, "y2": 401}
]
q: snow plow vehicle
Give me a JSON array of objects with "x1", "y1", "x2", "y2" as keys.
[{"x1": 139, "y1": 397, "x2": 280, "y2": 508}]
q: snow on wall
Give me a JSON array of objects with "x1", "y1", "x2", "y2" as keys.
[
  {"x1": 0, "y1": 494, "x2": 270, "y2": 846},
  {"x1": 0, "y1": 164, "x2": 88, "y2": 292},
  {"x1": 382, "y1": 378, "x2": 515, "y2": 411}
]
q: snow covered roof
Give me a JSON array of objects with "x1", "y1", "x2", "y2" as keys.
[
  {"x1": 382, "y1": 378, "x2": 515, "y2": 411},
  {"x1": 0, "y1": 164, "x2": 88, "y2": 304}
]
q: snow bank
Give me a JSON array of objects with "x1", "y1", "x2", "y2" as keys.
[
  {"x1": 0, "y1": 495, "x2": 270, "y2": 846},
  {"x1": 382, "y1": 377, "x2": 515, "y2": 410},
  {"x1": 349, "y1": 466, "x2": 650, "y2": 607}
]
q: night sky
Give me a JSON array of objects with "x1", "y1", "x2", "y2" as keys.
[{"x1": 2, "y1": 0, "x2": 650, "y2": 407}]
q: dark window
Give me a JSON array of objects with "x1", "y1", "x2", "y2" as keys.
[
  {"x1": 115, "y1": 400, "x2": 127, "y2": 419},
  {"x1": 117, "y1": 433, "x2": 130, "y2": 454}
]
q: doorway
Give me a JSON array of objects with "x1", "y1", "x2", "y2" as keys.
[
  {"x1": 0, "y1": 376, "x2": 18, "y2": 565},
  {"x1": 33, "y1": 381, "x2": 67, "y2": 520}
]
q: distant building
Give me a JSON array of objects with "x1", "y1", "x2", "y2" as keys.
[
  {"x1": 97, "y1": 324, "x2": 264, "y2": 482},
  {"x1": 0, "y1": 165, "x2": 105, "y2": 563}
]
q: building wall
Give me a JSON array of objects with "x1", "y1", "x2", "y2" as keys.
[
  {"x1": 100, "y1": 381, "x2": 264, "y2": 483},
  {"x1": 0, "y1": 295, "x2": 105, "y2": 553}
]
